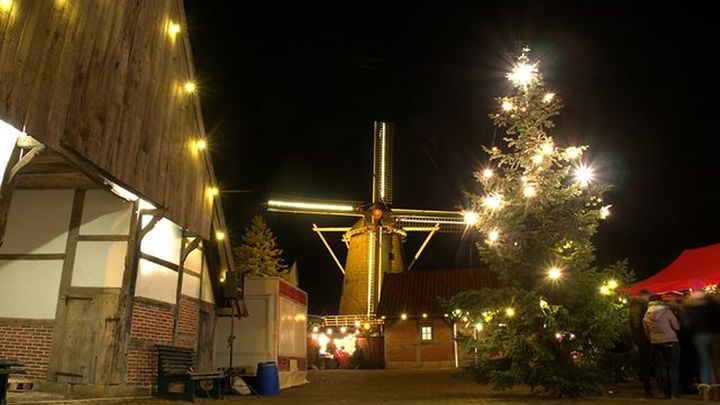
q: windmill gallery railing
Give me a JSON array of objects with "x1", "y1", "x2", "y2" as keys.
[{"x1": 321, "y1": 314, "x2": 384, "y2": 328}]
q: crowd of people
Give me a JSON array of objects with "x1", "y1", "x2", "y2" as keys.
[{"x1": 629, "y1": 287, "x2": 720, "y2": 399}]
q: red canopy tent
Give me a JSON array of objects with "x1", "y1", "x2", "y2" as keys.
[{"x1": 630, "y1": 243, "x2": 720, "y2": 295}]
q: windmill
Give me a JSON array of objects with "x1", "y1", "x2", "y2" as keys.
[{"x1": 268, "y1": 122, "x2": 474, "y2": 317}]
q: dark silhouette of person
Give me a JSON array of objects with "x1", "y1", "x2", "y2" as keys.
[
  {"x1": 685, "y1": 286, "x2": 720, "y2": 384},
  {"x1": 644, "y1": 294, "x2": 681, "y2": 400},
  {"x1": 629, "y1": 290, "x2": 654, "y2": 397}
]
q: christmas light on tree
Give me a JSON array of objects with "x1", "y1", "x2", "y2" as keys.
[{"x1": 449, "y1": 48, "x2": 633, "y2": 397}]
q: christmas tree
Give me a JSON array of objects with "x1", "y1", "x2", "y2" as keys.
[
  {"x1": 449, "y1": 49, "x2": 632, "y2": 397},
  {"x1": 233, "y1": 215, "x2": 288, "y2": 277}
]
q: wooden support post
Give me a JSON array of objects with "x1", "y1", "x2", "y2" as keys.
[
  {"x1": 0, "y1": 145, "x2": 22, "y2": 246},
  {"x1": 113, "y1": 206, "x2": 164, "y2": 383},
  {"x1": 407, "y1": 224, "x2": 439, "y2": 271},
  {"x1": 7, "y1": 145, "x2": 45, "y2": 184},
  {"x1": 312, "y1": 224, "x2": 346, "y2": 275},
  {"x1": 172, "y1": 236, "x2": 201, "y2": 345},
  {"x1": 47, "y1": 190, "x2": 85, "y2": 382}
]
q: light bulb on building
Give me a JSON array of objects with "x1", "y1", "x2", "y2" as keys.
[
  {"x1": 183, "y1": 81, "x2": 197, "y2": 94},
  {"x1": 167, "y1": 21, "x2": 181, "y2": 38}
]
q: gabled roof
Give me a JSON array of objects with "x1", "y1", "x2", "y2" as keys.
[
  {"x1": 376, "y1": 268, "x2": 501, "y2": 318},
  {"x1": 0, "y1": 0, "x2": 217, "y2": 240}
]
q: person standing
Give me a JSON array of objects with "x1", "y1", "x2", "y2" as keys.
[
  {"x1": 685, "y1": 287, "x2": 720, "y2": 384},
  {"x1": 629, "y1": 290, "x2": 654, "y2": 397},
  {"x1": 643, "y1": 294, "x2": 681, "y2": 399}
]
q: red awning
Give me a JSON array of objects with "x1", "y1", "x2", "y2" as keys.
[{"x1": 630, "y1": 243, "x2": 720, "y2": 295}]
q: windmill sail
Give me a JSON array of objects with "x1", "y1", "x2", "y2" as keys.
[
  {"x1": 372, "y1": 121, "x2": 393, "y2": 205},
  {"x1": 268, "y1": 198, "x2": 363, "y2": 217},
  {"x1": 268, "y1": 121, "x2": 475, "y2": 317},
  {"x1": 393, "y1": 208, "x2": 467, "y2": 232}
]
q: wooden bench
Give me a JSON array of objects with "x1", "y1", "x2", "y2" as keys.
[{"x1": 156, "y1": 345, "x2": 224, "y2": 401}]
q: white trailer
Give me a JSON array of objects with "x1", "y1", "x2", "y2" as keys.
[{"x1": 215, "y1": 276, "x2": 308, "y2": 389}]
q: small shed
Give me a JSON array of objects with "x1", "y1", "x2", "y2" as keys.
[{"x1": 376, "y1": 268, "x2": 500, "y2": 368}]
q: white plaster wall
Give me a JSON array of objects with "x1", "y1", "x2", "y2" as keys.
[
  {"x1": 182, "y1": 272, "x2": 200, "y2": 298},
  {"x1": 79, "y1": 190, "x2": 132, "y2": 235},
  {"x1": 71, "y1": 241, "x2": 127, "y2": 288},
  {"x1": 278, "y1": 297, "x2": 307, "y2": 358},
  {"x1": 0, "y1": 260, "x2": 63, "y2": 319},
  {"x1": 140, "y1": 217, "x2": 181, "y2": 265},
  {"x1": 0, "y1": 119, "x2": 22, "y2": 187},
  {"x1": 185, "y1": 247, "x2": 202, "y2": 274},
  {"x1": 135, "y1": 258, "x2": 178, "y2": 303},
  {"x1": 201, "y1": 262, "x2": 214, "y2": 304},
  {"x1": 0, "y1": 190, "x2": 73, "y2": 254}
]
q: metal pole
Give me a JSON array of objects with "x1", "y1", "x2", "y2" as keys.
[{"x1": 228, "y1": 300, "x2": 235, "y2": 369}]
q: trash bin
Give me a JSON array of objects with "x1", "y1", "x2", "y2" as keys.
[{"x1": 255, "y1": 361, "x2": 279, "y2": 395}]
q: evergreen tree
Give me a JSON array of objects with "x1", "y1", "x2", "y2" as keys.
[
  {"x1": 234, "y1": 215, "x2": 288, "y2": 277},
  {"x1": 448, "y1": 49, "x2": 632, "y2": 397}
]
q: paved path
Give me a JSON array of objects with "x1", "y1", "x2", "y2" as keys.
[
  {"x1": 8, "y1": 369, "x2": 704, "y2": 404},
  {"x1": 194, "y1": 369, "x2": 701, "y2": 405}
]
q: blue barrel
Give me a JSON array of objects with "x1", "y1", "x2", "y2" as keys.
[{"x1": 255, "y1": 361, "x2": 279, "y2": 395}]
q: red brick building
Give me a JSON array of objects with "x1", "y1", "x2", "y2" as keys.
[{"x1": 376, "y1": 268, "x2": 500, "y2": 368}]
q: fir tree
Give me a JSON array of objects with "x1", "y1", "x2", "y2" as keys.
[
  {"x1": 448, "y1": 49, "x2": 632, "y2": 397},
  {"x1": 234, "y1": 215, "x2": 288, "y2": 277}
]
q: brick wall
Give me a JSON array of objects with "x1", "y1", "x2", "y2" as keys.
[
  {"x1": 126, "y1": 299, "x2": 174, "y2": 385},
  {"x1": 385, "y1": 320, "x2": 419, "y2": 362},
  {"x1": 176, "y1": 298, "x2": 198, "y2": 349},
  {"x1": 420, "y1": 321, "x2": 454, "y2": 361},
  {"x1": 385, "y1": 318, "x2": 454, "y2": 366},
  {"x1": 0, "y1": 321, "x2": 54, "y2": 379}
]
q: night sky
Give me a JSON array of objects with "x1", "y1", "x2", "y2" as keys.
[{"x1": 183, "y1": 1, "x2": 718, "y2": 314}]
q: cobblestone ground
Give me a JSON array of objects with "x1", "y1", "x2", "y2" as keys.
[
  {"x1": 150, "y1": 369, "x2": 700, "y2": 405},
  {"x1": 8, "y1": 369, "x2": 704, "y2": 404}
]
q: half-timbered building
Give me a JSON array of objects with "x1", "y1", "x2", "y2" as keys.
[{"x1": 0, "y1": 0, "x2": 240, "y2": 392}]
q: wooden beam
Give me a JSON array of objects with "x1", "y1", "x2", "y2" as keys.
[
  {"x1": 114, "y1": 202, "x2": 163, "y2": 384},
  {"x1": 139, "y1": 252, "x2": 179, "y2": 272},
  {"x1": 172, "y1": 236, "x2": 201, "y2": 345},
  {"x1": 113, "y1": 200, "x2": 139, "y2": 384},
  {"x1": 0, "y1": 147, "x2": 21, "y2": 245},
  {"x1": 48, "y1": 189, "x2": 85, "y2": 382},
  {"x1": 0, "y1": 253, "x2": 66, "y2": 260},
  {"x1": 312, "y1": 224, "x2": 346, "y2": 275},
  {"x1": 77, "y1": 234, "x2": 129, "y2": 242},
  {"x1": 14, "y1": 172, "x2": 100, "y2": 189},
  {"x1": 180, "y1": 237, "x2": 201, "y2": 263},
  {"x1": 138, "y1": 210, "x2": 164, "y2": 240},
  {"x1": 7, "y1": 144, "x2": 45, "y2": 184},
  {"x1": 16, "y1": 136, "x2": 44, "y2": 148},
  {"x1": 407, "y1": 224, "x2": 440, "y2": 271}
]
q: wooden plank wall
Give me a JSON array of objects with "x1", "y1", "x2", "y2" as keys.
[{"x1": 0, "y1": 0, "x2": 213, "y2": 238}]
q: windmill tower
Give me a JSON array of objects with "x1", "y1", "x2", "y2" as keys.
[{"x1": 269, "y1": 122, "x2": 472, "y2": 316}]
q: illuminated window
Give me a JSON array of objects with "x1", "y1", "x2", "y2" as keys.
[{"x1": 421, "y1": 326, "x2": 432, "y2": 341}]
